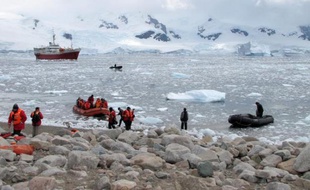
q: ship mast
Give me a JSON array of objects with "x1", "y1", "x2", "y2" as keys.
[{"x1": 53, "y1": 34, "x2": 56, "y2": 45}]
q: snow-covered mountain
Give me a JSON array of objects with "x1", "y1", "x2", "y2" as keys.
[{"x1": 0, "y1": 11, "x2": 309, "y2": 55}]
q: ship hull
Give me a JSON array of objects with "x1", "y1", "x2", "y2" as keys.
[{"x1": 35, "y1": 50, "x2": 80, "y2": 60}]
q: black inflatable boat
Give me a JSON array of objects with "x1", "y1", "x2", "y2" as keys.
[{"x1": 228, "y1": 113, "x2": 274, "y2": 128}]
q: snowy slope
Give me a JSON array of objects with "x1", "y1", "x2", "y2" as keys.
[{"x1": 0, "y1": 11, "x2": 309, "y2": 54}]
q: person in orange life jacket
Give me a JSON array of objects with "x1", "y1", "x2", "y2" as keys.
[
  {"x1": 123, "y1": 107, "x2": 135, "y2": 130},
  {"x1": 88, "y1": 94, "x2": 94, "y2": 108},
  {"x1": 84, "y1": 101, "x2": 91, "y2": 110},
  {"x1": 95, "y1": 98, "x2": 102, "y2": 108},
  {"x1": 108, "y1": 107, "x2": 116, "y2": 129},
  {"x1": 100, "y1": 98, "x2": 108, "y2": 108},
  {"x1": 30, "y1": 107, "x2": 44, "y2": 137},
  {"x1": 117, "y1": 107, "x2": 124, "y2": 127},
  {"x1": 8, "y1": 104, "x2": 27, "y2": 136}
]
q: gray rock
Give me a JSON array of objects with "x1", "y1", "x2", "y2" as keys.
[
  {"x1": 131, "y1": 153, "x2": 165, "y2": 171},
  {"x1": 111, "y1": 179, "x2": 137, "y2": 190},
  {"x1": 93, "y1": 128, "x2": 122, "y2": 140},
  {"x1": 99, "y1": 153, "x2": 130, "y2": 168},
  {"x1": 266, "y1": 182, "x2": 291, "y2": 190},
  {"x1": 0, "y1": 137, "x2": 10, "y2": 146},
  {"x1": 261, "y1": 154, "x2": 282, "y2": 167},
  {"x1": 30, "y1": 138, "x2": 51, "y2": 150},
  {"x1": 67, "y1": 151, "x2": 99, "y2": 170},
  {"x1": 117, "y1": 130, "x2": 140, "y2": 144},
  {"x1": 49, "y1": 145, "x2": 70, "y2": 156},
  {"x1": 197, "y1": 161, "x2": 213, "y2": 177},
  {"x1": 161, "y1": 134, "x2": 194, "y2": 150},
  {"x1": 293, "y1": 144, "x2": 310, "y2": 172},
  {"x1": 28, "y1": 176, "x2": 56, "y2": 190},
  {"x1": 147, "y1": 129, "x2": 159, "y2": 138},
  {"x1": 218, "y1": 150, "x2": 234, "y2": 165},
  {"x1": 95, "y1": 175, "x2": 111, "y2": 190},
  {"x1": 35, "y1": 155, "x2": 67, "y2": 168},
  {"x1": 51, "y1": 136, "x2": 71, "y2": 146},
  {"x1": 0, "y1": 167, "x2": 8, "y2": 180},
  {"x1": 164, "y1": 143, "x2": 191, "y2": 163},
  {"x1": 239, "y1": 170, "x2": 258, "y2": 183},
  {"x1": 248, "y1": 145, "x2": 265, "y2": 157},
  {"x1": 233, "y1": 162, "x2": 256, "y2": 174},
  {"x1": 275, "y1": 149, "x2": 292, "y2": 161},
  {"x1": 191, "y1": 145, "x2": 219, "y2": 162},
  {"x1": 0, "y1": 150, "x2": 16, "y2": 162}
]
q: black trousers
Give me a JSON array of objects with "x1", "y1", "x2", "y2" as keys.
[
  {"x1": 181, "y1": 121, "x2": 187, "y2": 130},
  {"x1": 125, "y1": 121, "x2": 132, "y2": 130},
  {"x1": 108, "y1": 122, "x2": 115, "y2": 129},
  {"x1": 118, "y1": 118, "x2": 123, "y2": 126},
  {"x1": 11, "y1": 129, "x2": 24, "y2": 136}
]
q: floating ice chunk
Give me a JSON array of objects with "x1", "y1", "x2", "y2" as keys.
[
  {"x1": 247, "y1": 92, "x2": 262, "y2": 97},
  {"x1": 157, "y1": 107, "x2": 168, "y2": 111},
  {"x1": 44, "y1": 90, "x2": 68, "y2": 94},
  {"x1": 138, "y1": 116, "x2": 163, "y2": 124},
  {"x1": 282, "y1": 84, "x2": 295, "y2": 87},
  {"x1": 166, "y1": 89, "x2": 225, "y2": 102}
]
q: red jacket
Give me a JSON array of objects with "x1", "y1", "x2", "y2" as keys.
[
  {"x1": 109, "y1": 110, "x2": 116, "y2": 123},
  {"x1": 30, "y1": 111, "x2": 44, "y2": 127},
  {"x1": 8, "y1": 108, "x2": 27, "y2": 130}
]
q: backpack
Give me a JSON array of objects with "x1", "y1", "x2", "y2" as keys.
[{"x1": 32, "y1": 112, "x2": 40, "y2": 123}]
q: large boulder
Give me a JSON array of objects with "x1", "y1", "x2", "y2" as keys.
[
  {"x1": 164, "y1": 143, "x2": 191, "y2": 163},
  {"x1": 293, "y1": 144, "x2": 310, "y2": 172},
  {"x1": 131, "y1": 153, "x2": 165, "y2": 171},
  {"x1": 67, "y1": 151, "x2": 99, "y2": 170}
]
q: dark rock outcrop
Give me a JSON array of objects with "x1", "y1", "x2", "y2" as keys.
[
  {"x1": 299, "y1": 26, "x2": 310, "y2": 41},
  {"x1": 231, "y1": 28, "x2": 249, "y2": 36},
  {"x1": 99, "y1": 20, "x2": 119, "y2": 29},
  {"x1": 258, "y1": 27, "x2": 276, "y2": 36}
]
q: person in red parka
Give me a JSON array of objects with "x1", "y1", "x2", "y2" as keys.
[
  {"x1": 8, "y1": 104, "x2": 27, "y2": 136},
  {"x1": 108, "y1": 107, "x2": 116, "y2": 129},
  {"x1": 30, "y1": 107, "x2": 44, "y2": 137}
]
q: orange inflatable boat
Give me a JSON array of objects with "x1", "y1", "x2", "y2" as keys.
[{"x1": 72, "y1": 105, "x2": 109, "y2": 117}]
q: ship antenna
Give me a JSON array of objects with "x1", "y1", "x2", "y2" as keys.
[{"x1": 53, "y1": 34, "x2": 56, "y2": 45}]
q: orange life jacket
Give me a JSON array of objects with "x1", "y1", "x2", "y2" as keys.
[
  {"x1": 10, "y1": 109, "x2": 22, "y2": 125},
  {"x1": 122, "y1": 110, "x2": 129, "y2": 121},
  {"x1": 95, "y1": 99, "x2": 102, "y2": 108},
  {"x1": 102, "y1": 101, "x2": 108, "y2": 109},
  {"x1": 84, "y1": 102, "x2": 91, "y2": 110}
]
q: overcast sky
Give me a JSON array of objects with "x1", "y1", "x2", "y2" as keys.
[{"x1": 1, "y1": 0, "x2": 309, "y2": 28}]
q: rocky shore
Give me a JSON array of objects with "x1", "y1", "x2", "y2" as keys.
[{"x1": 0, "y1": 124, "x2": 310, "y2": 190}]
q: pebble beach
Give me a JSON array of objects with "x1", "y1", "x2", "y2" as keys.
[{"x1": 1, "y1": 121, "x2": 310, "y2": 189}]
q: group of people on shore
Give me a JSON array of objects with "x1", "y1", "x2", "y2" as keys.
[
  {"x1": 108, "y1": 107, "x2": 135, "y2": 130},
  {"x1": 7, "y1": 104, "x2": 43, "y2": 137},
  {"x1": 5, "y1": 99, "x2": 265, "y2": 136},
  {"x1": 76, "y1": 95, "x2": 108, "y2": 110}
]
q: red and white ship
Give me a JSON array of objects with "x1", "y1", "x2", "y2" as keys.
[{"x1": 34, "y1": 34, "x2": 81, "y2": 60}]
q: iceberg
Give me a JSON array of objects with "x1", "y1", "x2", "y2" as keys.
[{"x1": 166, "y1": 89, "x2": 225, "y2": 102}]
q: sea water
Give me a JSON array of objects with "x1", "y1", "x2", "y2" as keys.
[{"x1": 0, "y1": 53, "x2": 309, "y2": 144}]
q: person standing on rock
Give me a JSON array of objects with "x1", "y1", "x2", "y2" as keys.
[
  {"x1": 255, "y1": 102, "x2": 264, "y2": 118},
  {"x1": 180, "y1": 108, "x2": 188, "y2": 130},
  {"x1": 8, "y1": 104, "x2": 27, "y2": 136},
  {"x1": 117, "y1": 107, "x2": 124, "y2": 127},
  {"x1": 30, "y1": 107, "x2": 44, "y2": 137},
  {"x1": 108, "y1": 107, "x2": 117, "y2": 129}
]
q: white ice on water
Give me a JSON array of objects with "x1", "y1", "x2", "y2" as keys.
[{"x1": 166, "y1": 90, "x2": 225, "y2": 102}]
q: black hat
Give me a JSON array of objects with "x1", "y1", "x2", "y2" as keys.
[{"x1": 13, "y1": 104, "x2": 19, "y2": 110}]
